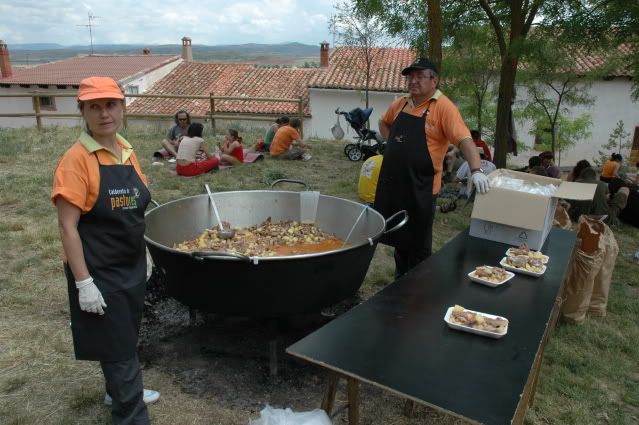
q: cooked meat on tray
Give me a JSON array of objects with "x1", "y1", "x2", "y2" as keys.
[
  {"x1": 508, "y1": 242, "x2": 545, "y2": 260},
  {"x1": 504, "y1": 255, "x2": 544, "y2": 273},
  {"x1": 174, "y1": 217, "x2": 344, "y2": 257},
  {"x1": 449, "y1": 305, "x2": 508, "y2": 334},
  {"x1": 471, "y1": 266, "x2": 510, "y2": 283}
]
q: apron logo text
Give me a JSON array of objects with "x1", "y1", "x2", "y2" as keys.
[{"x1": 111, "y1": 195, "x2": 138, "y2": 210}]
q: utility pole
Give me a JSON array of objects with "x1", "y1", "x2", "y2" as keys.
[{"x1": 76, "y1": 12, "x2": 99, "y2": 54}]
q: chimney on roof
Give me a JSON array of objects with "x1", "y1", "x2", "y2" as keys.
[
  {"x1": 320, "y1": 41, "x2": 330, "y2": 67},
  {"x1": 0, "y1": 40, "x2": 12, "y2": 78},
  {"x1": 182, "y1": 37, "x2": 193, "y2": 61},
  {"x1": 143, "y1": 48, "x2": 151, "y2": 55}
]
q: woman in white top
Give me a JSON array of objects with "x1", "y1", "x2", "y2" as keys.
[{"x1": 175, "y1": 123, "x2": 219, "y2": 176}]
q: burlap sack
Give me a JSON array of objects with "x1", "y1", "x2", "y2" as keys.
[
  {"x1": 553, "y1": 205, "x2": 572, "y2": 230},
  {"x1": 589, "y1": 229, "x2": 619, "y2": 316},
  {"x1": 561, "y1": 216, "x2": 618, "y2": 324}
]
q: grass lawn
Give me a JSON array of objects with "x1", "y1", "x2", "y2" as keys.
[{"x1": 0, "y1": 124, "x2": 637, "y2": 425}]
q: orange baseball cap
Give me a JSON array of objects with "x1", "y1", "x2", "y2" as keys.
[{"x1": 77, "y1": 77, "x2": 124, "y2": 101}]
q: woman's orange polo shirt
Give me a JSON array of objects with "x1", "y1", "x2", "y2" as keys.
[{"x1": 51, "y1": 132, "x2": 148, "y2": 213}]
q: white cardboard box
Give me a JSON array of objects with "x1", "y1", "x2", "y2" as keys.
[{"x1": 469, "y1": 169, "x2": 596, "y2": 250}]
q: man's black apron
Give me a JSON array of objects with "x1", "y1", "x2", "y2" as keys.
[
  {"x1": 375, "y1": 100, "x2": 435, "y2": 252},
  {"x1": 65, "y1": 153, "x2": 151, "y2": 361}
]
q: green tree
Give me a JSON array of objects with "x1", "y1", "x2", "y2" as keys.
[
  {"x1": 354, "y1": 0, "x2": 485, "y2": 72},
  {"x1": 594, "y1": 120, "x2": 632, "y2": 166},
  {"x1": 329, "y1": 1, "x2": 397, "y2": 109},
  {"x1": 517, "y1": 33, "x2": 597, "y2": 156},
  {"x1": 541, "y1": 1, "x2": 639, "y2": 100},
  {"x1": 444, "y1": 25, "x2": 501, "y2": 140},
  {"x1": 528, "y1": 113, "x2": 593, "y2": 166}
]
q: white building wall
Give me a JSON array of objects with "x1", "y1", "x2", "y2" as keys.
[
  {"x1": 308, "y1": 80, "x2": 639, "y2": 168},
  {"x1": 0, "y1": 85, "x2": 81, "y2": 128},
  {"x1": 308, "y1": 88, "x2": 400, "y2": 140},
  {"x1": 512, "y1": 78, "x2": 638, "y2": 167},
  {"x1": 121, "y1": 58, "x2": 182, "y2": 106},
  {"x1": 0, "y1": 58, "x2": 182, "y2": 129}
]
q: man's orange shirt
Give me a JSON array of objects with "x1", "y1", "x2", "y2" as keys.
[
  {"x1": 51, "y1": 132, "x2": 148, "y2": 213},
  {"x1": 381, "y1": 90, "x2": 471, "y2": 193},
  {"x1": 270, "y1": 126, "x2": 300, "y2": 156}
]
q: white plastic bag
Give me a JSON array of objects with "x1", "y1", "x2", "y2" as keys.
[
  {"x1": 249, "y1": 405, "x2": 332, "y2": 425},
  {"x1": 331, "y1": 116, "x2": 345, "y2": 140}
]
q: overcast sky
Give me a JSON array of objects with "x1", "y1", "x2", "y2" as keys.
[{"x1": 0, "y1": 0, "x2": 337, "y2": 46}]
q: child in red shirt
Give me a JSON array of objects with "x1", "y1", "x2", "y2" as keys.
[{"x1": 218, "y1": 129, "x2": 244, "y2": 165}]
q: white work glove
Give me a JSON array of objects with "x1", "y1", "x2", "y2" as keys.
[
  {"x1": 76, "y1": 276, "x2": 107, "y2": 315},
  {"x1": 471, "y1": 172, "x2": 491, "y2": 194}
]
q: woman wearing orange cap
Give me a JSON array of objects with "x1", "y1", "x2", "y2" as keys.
[{"x1": 51, "y1": 77, "x2": 158, "y2": 424}]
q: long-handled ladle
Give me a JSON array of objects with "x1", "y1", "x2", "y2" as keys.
[{"x1": 205, "y1": 184, "x2": 235, "y2": 240}]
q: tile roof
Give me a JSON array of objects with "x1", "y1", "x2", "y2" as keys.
[
  {"x1": 309, "y1": 47, "x2": 416, "y2": 92},
  {"x1": 127, "y1": 62, "x2": 319, "y2": 116},
  {"x1": 310, "y1": 44, "x2": 634, "y2": 93},
  {"x1": 0, "y1": 55, "x2": 181, "y2": 85},
  {"x1": 572, "y1": 43, "x2": 634, "y2": 77}
]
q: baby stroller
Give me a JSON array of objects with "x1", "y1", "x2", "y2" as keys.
[{"x1": 335, "y1": 107, "x2": 386, "y2": 161}]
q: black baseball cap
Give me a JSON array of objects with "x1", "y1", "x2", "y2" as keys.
[{"x1": 401, "y1": 58, "x2": 438, "y2": 76}]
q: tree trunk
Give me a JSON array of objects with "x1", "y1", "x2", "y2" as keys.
[
  {"x1": 477, "y1": 98, "x2": 483, "y2": 137},
  {"x1": 493, "y1": 57, "x2": 518, "y2": 169},
  {"x1": 427, "y1": 0, "x2": 443, "y2": 73}
]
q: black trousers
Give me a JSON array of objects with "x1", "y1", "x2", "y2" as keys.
[
  {"x1": 394, "y1": 195, "x2": 438, "y2": 279},
  {"x1": 101, "y1": 355, "x2": 150, "y2": 425}
]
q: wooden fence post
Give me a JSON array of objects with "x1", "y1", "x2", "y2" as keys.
[
  {"x1": 122, "y1": 96, "x2": 129, "y2": 129},
  {"x1": 298, "y1": 99, "x2": 304, "y2": 139},
  {"x1": 33, "y1": 95, "x2": 42, "y2": 129},
  {"x1": 210, "y1": 93, "x2": 216, "y2": 137}
]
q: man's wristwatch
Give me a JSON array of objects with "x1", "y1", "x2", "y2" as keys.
[{"x1": 470, "y1": 168, "x2": 485, "y2": 174}]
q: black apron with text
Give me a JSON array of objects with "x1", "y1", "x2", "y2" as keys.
[
  {"x1": 374, "y1": 101, "x2": 435, "y2": 250},
  {"x1": 65, "y1": 154, "x2": 151, "y2": 361}
]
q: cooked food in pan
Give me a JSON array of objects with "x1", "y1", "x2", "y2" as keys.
[
  {"x1": 174, "y1": 217, "x2": 343, "y2": 257},
  {"x1": 449, "y1": 305, "x2": 508, "y2": 334},
  {"x1": 471, "y1": 266, "x2": 511, "y2": 283},
  {"x1": 504, "y1": 255, "x2": 544, "y2": 273}
]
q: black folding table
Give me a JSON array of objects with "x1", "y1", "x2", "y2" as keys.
[{"x1": 287, "y1": 227, "x2": 576, "y2": 425}]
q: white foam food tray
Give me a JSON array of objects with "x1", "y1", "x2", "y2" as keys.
[
  {"x1": 506, "y1": 248, "x2": 549, "y2": 264},
  {"x1": 468, "y1": 269, "x2": 515, "y2": 288},
  {"x1": 499, "y1": 257, "x2": 546, "y2": 277},
  {"x1": 444, "y1": 306, "x2": 509, "y2": 339}
]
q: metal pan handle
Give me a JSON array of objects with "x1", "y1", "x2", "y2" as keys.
[
  {"x1": 383, "y1": 210, "x2": 408, "y2": 235},
  {"x1": 270, "y1": 179, "x2": 310, "y2": 191},
  {"x1": 191, "y1": 251, "x2": 253, "y2": 263}
]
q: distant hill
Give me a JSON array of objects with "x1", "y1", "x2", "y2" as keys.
[
  {"x1": 10, "y1": 43, "x2": 66, "y2": 50},
  {"x1": 7, "y1": 42, "x2": 320, "y2": 66}
]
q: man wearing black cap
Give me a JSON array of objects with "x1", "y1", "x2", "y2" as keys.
[{"x1": 375, "y1": 58, "x2": 490, "y2": 278}]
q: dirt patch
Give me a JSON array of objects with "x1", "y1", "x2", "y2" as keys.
[{"x1": 139, "y1": 270, "x2": 360, "y2": 412}]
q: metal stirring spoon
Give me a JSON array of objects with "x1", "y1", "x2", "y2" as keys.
[{"x1": 204, "y1": 184, "x2": 235, "y2": 240}]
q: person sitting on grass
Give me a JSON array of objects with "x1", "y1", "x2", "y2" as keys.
[
  {"x1": 514, "y1": 155, "x2": 542, "y2": 173},
  {"x1": 567, "y1": 159, "x2": 591, "y2": 182},
  {"x1": 270, "y1": 117, "x2": 313, "y2": 160},
  {"x1": 175, "y1": 123, "x2": 220, "y2": 177},
  {"x1": 530, "y1": 166, "x2": 549, "y2": 176},
  {"x1": 539, "y1": 151, "x2": 561, "y2": 178},
  {"x1": 606, "y1": 178, "x2": 630, "y2": 226},
  {"x1": 154, "y1": 110, "x2": 191, "y2": 159},
  {"x1": 255, "y1": 116, "x2": 289, "y2": 152},
  {"x1": 600, "y1": 153, "x2": 622, "y2": 183},
  {"x1": 453, "y1": 149, "x2": 496, "y2": 198},
  {"x1": 217, "y1": 129, "x2": 244, "y2": 166},
  {"x1": 568, "y1": 167, "x2": 610, "y2": 222}
]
